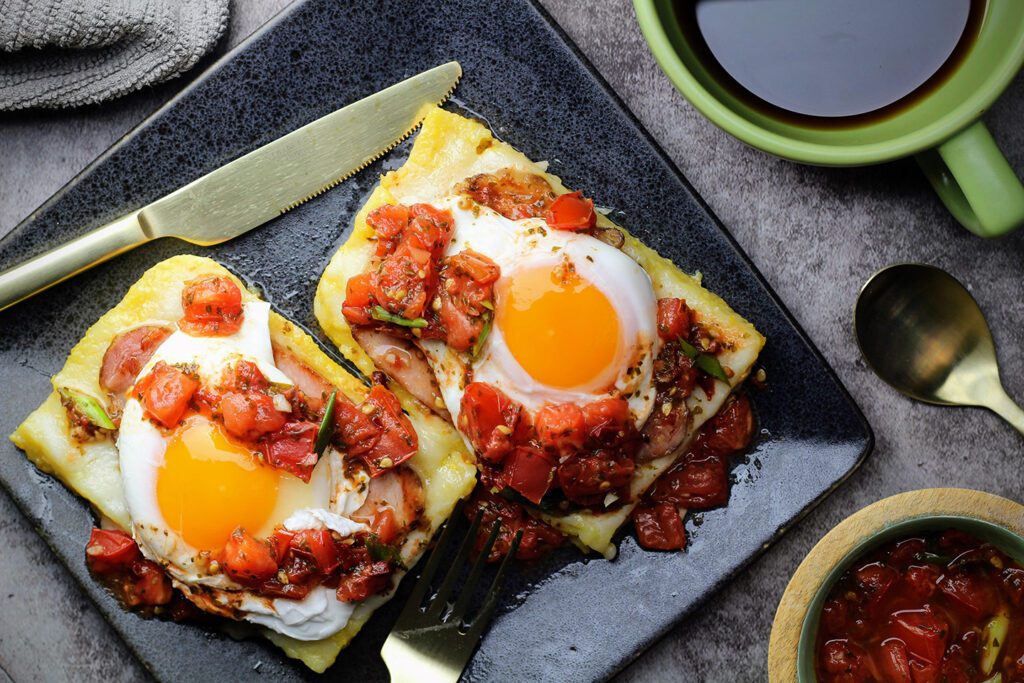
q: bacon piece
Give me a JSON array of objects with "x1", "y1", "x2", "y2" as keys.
[{"x1": 351, "y1": 327, "x2": 448, "y2": 418}]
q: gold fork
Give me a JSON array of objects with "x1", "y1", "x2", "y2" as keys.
[{"x1": 382, "y1": 504, "x2": 522, "y2": 683}]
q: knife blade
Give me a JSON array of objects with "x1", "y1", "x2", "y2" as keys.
[{"x1": 0, "y1": 61, "x2": 462, "y2": 311}]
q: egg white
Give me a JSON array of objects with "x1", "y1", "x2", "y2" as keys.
[
  {"x1": 116, "y1": 300, "x2": 371, "y2": 639},
  {"x1": 421, "y1": 197, "x2": 659, "y2": 435}
]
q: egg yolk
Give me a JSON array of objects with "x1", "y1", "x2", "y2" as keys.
[
  {"x1": 497, "y1": 263, "x2": 622, "y2": 389},
  {"x1": 157, "y1": 417, "x2": 279, "y2": 553}
]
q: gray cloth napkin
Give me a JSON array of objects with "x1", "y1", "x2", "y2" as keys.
[{"x1": 0, "y1": 0, "x2": 230, "y2": 111}]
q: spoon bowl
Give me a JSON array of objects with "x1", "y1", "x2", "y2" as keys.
[{"x1": 855, "y1": 263, "x2": 1024, "y2": 433}]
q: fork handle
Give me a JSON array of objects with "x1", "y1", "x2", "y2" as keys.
[{"x1": 0, "y1": 211, "x2": 150, "y2": 312}]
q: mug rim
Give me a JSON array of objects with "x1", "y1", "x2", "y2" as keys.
[{"x1": 634, "y1": 0, "x2": 1024, "y2": 166}]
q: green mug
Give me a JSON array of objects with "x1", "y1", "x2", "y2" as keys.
[{"x1": 633, "y1": 0, "x2": 1024, "y2": 238}]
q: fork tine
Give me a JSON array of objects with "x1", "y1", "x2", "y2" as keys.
[
  {"x1": 448, "y1": 520, "x2": 503, "y2": 624},
  {"x1": 404, "y1": 499, "x2": 468, "y2": 611},
  {"x1": 464, "y1": 528, "x2": 523, "y2": 639},
  {"x1": 424, "y1": 509, "x2": 483, "y2": 618}
]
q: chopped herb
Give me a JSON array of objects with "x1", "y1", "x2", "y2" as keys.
[
  {"x1": 314, "y1": 390, "x2": 337, "y2": 456},
  {"x1": 366, "y1": 534, "x2": 404, "y2": 567},
  {"x1": 472, "y1": 314, "x2": 492, "y2": 359},
  {"x1": 60, "y1": 388, "x2": 115, "y2": 430},
  {"x1": 371, "y1": 306, "x2": 428, "y2": 328},
  {"x1": 678, "y1": 338, "x2": 729, "y2": 382}
]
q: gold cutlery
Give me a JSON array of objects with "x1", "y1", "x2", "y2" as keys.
[
  {"x1": 855, "y1": 263, "x2": 1024, "y2": 435},
  {"x1": 0, "y1": 62, "x2": 462, "y2": 311}
]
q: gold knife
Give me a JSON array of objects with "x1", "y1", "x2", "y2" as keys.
[{"x1": 0, "y1": 61, "x2": 462, "y2": 312}]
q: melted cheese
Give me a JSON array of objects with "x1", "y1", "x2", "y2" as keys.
[
  {"x1": 315, "y1": 108, "x2": 765, "y2": 559},
  {"x1": 10, "y1": 255, "x2": 476, "y2": 672}
]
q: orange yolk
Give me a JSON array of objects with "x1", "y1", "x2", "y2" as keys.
[
  {"x1": 497, "y1": 263, "x2": 622, "y2": 389},
  {"x1": 157, "y1": 417, "x2": 279, "y2": 553}
]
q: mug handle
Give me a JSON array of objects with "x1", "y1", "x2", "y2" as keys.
[{"x1": 916, "y1": 120, "x2": 1024, "y2": 238}]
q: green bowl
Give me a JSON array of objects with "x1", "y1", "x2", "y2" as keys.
[
  {"x1": 797, "y1": 515, "x2": 1024, "y2": 681},
  {"x1": 768, "y1": 489, "x2": 1024, "y2": 681}
]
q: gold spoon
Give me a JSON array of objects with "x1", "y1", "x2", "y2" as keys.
[{"x1": 854, "y1": 263, "x2": 1024, "y2": 435}]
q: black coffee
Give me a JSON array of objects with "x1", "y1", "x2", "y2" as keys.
[{"x1": 678, "y1": 0, "x2": 982, "y2": 122}]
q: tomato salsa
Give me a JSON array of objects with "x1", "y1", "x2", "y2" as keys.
[{"x1": 816, "y1": 529, "x2": 1024, "y2": 682}]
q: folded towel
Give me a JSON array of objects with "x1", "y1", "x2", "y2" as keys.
[{"x1": 0, "y1": 0, "x2": 230, "y2": 111}]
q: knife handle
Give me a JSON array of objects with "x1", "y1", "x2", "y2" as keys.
[{"x1": 0, "y1": 211, "x2": 150, "y2": 312}]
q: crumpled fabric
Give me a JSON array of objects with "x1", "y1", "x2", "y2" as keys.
[{"x1": 0, "y1": 0, "x2": 230, "y2": 110}]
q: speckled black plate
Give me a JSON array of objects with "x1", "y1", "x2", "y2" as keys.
[{"x1": 0, "y1": 1, "x2": 873, "y2": 681}]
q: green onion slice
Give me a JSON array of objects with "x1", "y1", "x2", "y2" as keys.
[
  {"x1": 678, "y1": 338, "x2": 729, "y2": 383},
  {"x1": 472, "y1": 314, "x2": 493, "y2": 359},
  {"x1": 314, "y1": 390, "x2": 337, "y2": 456},
  {"x1": 370, "y1": 306, "x2": 428, "y2": 328},
  {"x1": 59, "y1": 388, "x2": 115, "y2": 430},
  {"x1": 366, "y1": 534, "x2": 405, "y2": 568}
]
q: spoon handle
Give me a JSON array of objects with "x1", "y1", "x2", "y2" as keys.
[{"x1": 985, "y1": 387, "x2": 1024, "y2": 437}]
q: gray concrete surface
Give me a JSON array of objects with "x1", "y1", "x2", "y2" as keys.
[{"x1": 1, "y1": 1, "x2": 1023, "y2": 681}]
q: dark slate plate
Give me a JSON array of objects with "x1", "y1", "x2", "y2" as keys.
[{"x1": 0, "y1": 0, "x2": 873, "y2": 681}]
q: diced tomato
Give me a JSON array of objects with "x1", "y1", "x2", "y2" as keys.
[
  {"x1": 134, "y1": 361, "x2": 199, "y2": 429},
  {"x1": 334, "y1": 396, "x2": 381, "y2": 456},
  {"x1": 889, "y1": 609, "x2": 949, "y2": 664},
  {"x1": 100, "y1": 325, "x2": 172, "y2": 394},
  {"x1": 458, "y1": 169, "x2": 557, "y2": 220},
  {"x1": 937, "y1": 530, "x2": 979, "y2": 555},
  {"x1": 437, "y1": 249, "x2": 500, "y2": 352},
  {"x1": 853, "y1": 563, "x2": 898, "y2": 610},
  {"x1": 459, "y1": 382, "x2": 523, "y2": 464},
  {"x1": 878, "y1": 639, "x2": 912, "y2": 683},
  {"x1": 370, "y1": 507, "x2": 399, "y2": 545},
  {"x1": 257, "y1": 579, "x2": 312, "y2": 601},
  {"x1": 262, "y1": 421, "x2": 319, "y2": 482},
  {"x1": 219, "y1": 391, "x2": 286, "y2": 441},
  {"x1": 226, "y1": 359, "x2": 269, "y2": 392},
  {"x1": 221, "y1": 528, "x2": 278, "y2": 585},
  {"x1": 649, "y1": 452, "x2": 728, "y2": 509},
  {"x1": 888, "y1": 538, "x2": 927, "y2": 569},
  {"x1": 633, "y1": 501, "x2": 687, "y2": 551},
  {"x1": 902, "y1": 564, "x2": 941, "y2": 602},
  {"x1": 463, "y1": 488, "x2": 564, "y2": 562},
  {"x1": 937, "y1": 570, "x2": 997, "y2": 619},
  {"x1": 656, "y1": 298, "x2": 692, "y2": 341},
  {"x1": 701, "y1": 395, "x2": 754, "y2": 455},
  {"x1": 504, "y1": 445, "x2": 556, "y2": 505},
  {"x1": 406, "y1": 204, "x2": 454, "y2": 259},
  {"x1": 289, "y1": 529, "x2": 340, "y2": 574},
  {"x1": 908, "y1": 660, "x2": 940, "y2": 683},
  {"x1": 544, "y1": 191, "x2": 596, "y2": 231},
  {"x1": 373, "y1": 241, "x2": 434, "y2": 320},
  {"x1": 270, "y1": 529, "x2": 295, "y2": 562},
  {"x1": 336, "y1": 561, "x2": 393, "y2": 602},
  {"x1": 342, "y1": 272, "x2": 376, "y2": 326},
  {"x1": 367, "y1": 204, "x2": 411, "y2": 256},
  {"x1": 1003, "y1": 567, "x2": 1024, "y2": 608},
  {"x1": 85, "y1": 528, "x2": 141, "y2": 575},
  {"x1": 821, "y1": 598, "x2": 850, "y2": 637},
  {"x1": 938, "y1": 657, "x2": 973, "y2": 683},
  {"x1": 535, "y1": 403, "x2": 586, "y2": 458},
  {"x1": 820, "y1": 639, "x2": 867, "y2": 676},
  {"x1": 582, "y1": 397, "x2": 632, "y2": 445},
  {"x1": 359, "y1": 385, "x2": 418, "y2": 475},
  {"x1": 180, "y1": 275, "x2": 244, "y2": 336},
  {"x1": 556, "y1": 450, "x2": 634, "y2": 507},
  {"x1": 125, "y1": 559, "x2": 173, "y2": 606}
]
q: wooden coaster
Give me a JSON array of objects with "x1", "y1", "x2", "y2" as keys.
[{"x1": 767, "y1": 488, "x2": 1024, "y2": 682}]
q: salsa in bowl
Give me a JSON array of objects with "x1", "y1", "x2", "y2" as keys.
[{"x1": 768, "y1": 489, "x2": 1024, "y2": 683}]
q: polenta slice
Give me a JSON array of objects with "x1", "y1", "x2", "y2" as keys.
[
  {"x1": 315, "y1": 108, "x2": 764, "y2": 559},
  {"x1": 10, "y1": 255, "x2": 476, "y2": 672}
]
